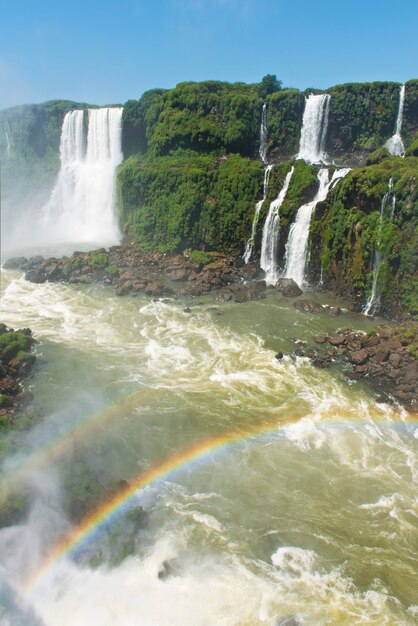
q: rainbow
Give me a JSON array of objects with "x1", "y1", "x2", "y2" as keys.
[
  {"x1": 1, "y1": 387, "x2": 151, "y2": 493},
  {"x1": 23, "y1": 407, "x2": 416, "y2": 596}
]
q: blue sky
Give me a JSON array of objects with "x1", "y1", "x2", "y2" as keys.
[{"x1": 1, "y1": 0, "x2": 417, "y2": 109}]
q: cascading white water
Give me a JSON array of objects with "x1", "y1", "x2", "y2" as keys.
[
  {"x1": 243, "y1": 165, "x2": 273, "y2": 263},
  {"x1": 284, "y1": 168, "x2": 350, "y2": 286},
  {"x1": 259, "y1": 103, "x2": 268, "y2": 164},
  {"x1": 363, "y1": 179, "x2": 396, "y2": 316},
  {"x1": 260, "y1": 166, "x2": 294, "y2": 285},
  {"x1": 5, "y1": 127, "x2": 11, "y2": 158},
  {"x1": 243, "y1": 103, "x2": 272, "y2": 263},
  {"x1": 297, "y1": 94, "x2": 331, "y2": 164},
  {"x1": 385, "y1": 85, "x2": 405, "y2": 157},
  {"x1": 40, "y1": 107, "x2": 123, "y2": 246}
]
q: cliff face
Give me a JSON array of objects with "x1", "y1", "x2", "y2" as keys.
[{"x1": 1, "y1": 79, "x2": 417, "y2": 318}]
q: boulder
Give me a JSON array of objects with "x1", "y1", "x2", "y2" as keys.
[
  {"x1": 25, "y1": 268, "x2": 46, "y2": 283},
  {"x1": 294, "y1": 300, "x2": 322, "y2": 313},
  {"x1": 349, "y1": 349, "x2": 369, "y2": 365},
  {"x1": 277, "y1": 278, "x2": 303, "y2": 297},
  {"x1": 2, "y1": 257, "x2": 28, "y2": 270}
]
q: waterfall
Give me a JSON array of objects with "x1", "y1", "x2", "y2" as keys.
[
  {"x1": 385, "y1": 85, "x2": 405, "y2": 157},
  {"x1": 259, "y1": 103, "x2": 268, "y2": 164},
  {"x1": 5, "y1": 127, "x2": 11, "y2": 158},
  {"x1": 243, "y1": 103, "x2": 271, "y2": 263},
  {"x1": 40, "y1": 107, "x2": 123, "y2": 246},
  {"x1": 363, "y1": 179, "x2": 396, "y2": 316},
  {"x1": 297, "y1": 94, "x2": 331, "y2": 164},
  {"x1": 243, "y1": 165, "x2": 273, "y2": 263},
  {"x1": 260, "y1": 166, "x2": 294, "y2": 285},
  {"x1": 284, "y1": 167, "x2": 350, "y2": 286}
]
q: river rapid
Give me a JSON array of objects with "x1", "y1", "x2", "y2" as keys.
[{"x1": 0, "y1": 267, "x2": 417, "y2": 625}]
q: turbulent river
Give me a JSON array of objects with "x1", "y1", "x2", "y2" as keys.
[{"x1": 0, "y1": 266, "x2": 417, "y2": 625}]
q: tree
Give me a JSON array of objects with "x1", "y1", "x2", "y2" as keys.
[{"x1": 259, "y1": 75, "x2": 283, "y2": 99}]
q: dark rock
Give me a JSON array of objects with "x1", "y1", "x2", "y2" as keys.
[
  {"x1": 275, "y1": 352, "x2": 283, "y2": 360},
  {"x1": 169, "y1": 269, "x2": 189, "y2": 282},
  {"x1": 2, "y1": 257, "x2": 28, "y2": 270},
  {"x1": 24, "y1": 268, "x2": 46, "y2": 283},
  {"x1": 329, "y1": 336, "x2": 346, "y2": 346},
  {"x1": 361, "y1": 334, "x2": 379, "y2": 348},
  {"x1": 294, "y1": 300, "x2": 322, "y2": 313},
  {"x1": 349, "y1": 349, "x2": 369, "y2": 365},
  {"x1": 183, "y1": 307, "x2": 191, "y2": 313},
  {"x1": 373, "y1": 346, "x2": 390, "y2": 363},
  {"x1": 275, "y1": 278, "x2": 302, "y2": 297},
  {"x1": 388, "y1": 352, "x2": 401, "y2": 368},
  {"x1": 231, "y1": 281, "x2": 266, "y2": 303}
]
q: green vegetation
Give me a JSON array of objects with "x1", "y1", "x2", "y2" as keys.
[
  {"x1": 327, "y1": 82, "x2": 401, "y2": 156},
  {"x1": 310, "y1": 157, "x2": 418, "y2": 316},
  {"x1": 117, "y1": 150, "x2": 264, "y2": 253}
]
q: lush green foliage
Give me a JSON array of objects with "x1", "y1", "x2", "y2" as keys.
[
  {"x1": 327, "y1": 82, "x2": 401, "y2": 156},
  {"x1": 266, "y1": 90, "x2": 305, "y2": 158},
  {"x1": 122, "y1": 81, "x2": 263, "y2": 159},
  {"x1": 117, "y1": 150, "x2": 264, "y2": 253},
  {"x1": 310, "y1": 157, "x2": 418, "y2": 316}
]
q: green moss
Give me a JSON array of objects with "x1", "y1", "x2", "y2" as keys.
[
  {"x1": 89, "y1": 252, "x2": 109, "y2": 269},
  {"x1": 105, "y1": 264, "x2": 119, "y2": 275},
  {"x1": 189, "y1": 250, "x2": 212, "y2": 265}
]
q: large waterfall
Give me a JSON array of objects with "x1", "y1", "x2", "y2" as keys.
[
  {"x1": 260, "y1": 166, "x2": 294, "y2": 285},
  {"x1": 40, "y1": 107, "x2": 123, "y2": 246},
  {"x1": 284, "y1": 168, "x2": 350, "y2": 286},
  {"x1": 363, "y1": 179, "x2": 396, "y2": 315},
  {"x1": 244, "y1": 103, "x2": 272, "y2": 263},
  {"x1": 385, "y1": 85, "x2": 405, "y2": 157},
  {"x1": 297, "y1": 94, "x2": 331, "y2": 164}
]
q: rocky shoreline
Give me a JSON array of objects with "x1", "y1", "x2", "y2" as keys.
[
  {"x1": 3, "y1": 244, "x2": 305, "y2": 302},
  {"x1": 3, "y1": 245, "x2": 417, "y2": 412},
  {"x1": 294, "y1": 324, "x2": 417, "y2": 411}
]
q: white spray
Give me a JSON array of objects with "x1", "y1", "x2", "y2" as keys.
[
  {"x1": 297, "y1": 94, "x2": 331, "y2": 164},
  {"x1": 284, "y1": 168, "x2": 350, "y2": 286},
  {"x1": 385, "y1": 85, "x2": 405, "y2": 157}
]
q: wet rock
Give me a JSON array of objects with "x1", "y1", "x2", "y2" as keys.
[
  {"x1": 293, "y1": 300, "x2": 323, "y2": 313},
  {"x1": 2, "y1": 257, "x2": 28, "y2": 270},
  {"x1": 275, "y1": 352, "x2": 284, "y2": 360},
  {"x1": 373, "y1": 345, "x2": 390, "y2": 363},
  {"x1": 24, "y1": 268, "x2": 46, "y2": 283},
  {"x1": 231, "y1": 281, "x2": 266, "y2": 303},
  {"x1": 314, "y1": 335, "x2": 328, "y2": 344},
  {"x1": 169, "y1": 269, "x2": 189, "y2": 282},
  {"x1": 349, "y1": 349, "x2": 369, "y2": 365},
  {"x1": 329, "y1": 336, "x2": 346, "y2": 346},
  {"x1": 388, "y1": 352, "x2": 401, "y2": 368},
  {"x1": 278, "y1": 278, "x2": 303, "y2": 297}
]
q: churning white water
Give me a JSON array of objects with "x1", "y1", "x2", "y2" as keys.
[
  {"x1": 39, "y1": 107, "x2": 123, "y2": 246},
  {"x1": 363, "y1": 178, "x2": 396, "y2": 316},
  {"x1": 386, "y1": 85, "x2": 406, "y2": 157},
  {"x1": 284, "y1": 168, "x2": 350, "y2": 286},
  {"x1": 260, "y1": 166, "x2": 294, "y2": 285},
  {"x1": 244, "y1": 165, "x2": 273, "y2": 263},
  {"x1": 0, "y1": 270, "x2": 417, "y2": 625},
  {"x1": 297, "y1": 94, "x2": 331, "y2": 164}
]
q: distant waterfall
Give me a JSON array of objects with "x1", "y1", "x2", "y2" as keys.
[
  {"x1": 5, "y1": 127, "x2": 11, "y2": 158},
  {"x1": 297, "y1": 94, "x2": 331, "y2": 164},
  {"x1": 40, "y1": 107, "x2": 123, "y2": 246},
  {"x1": 363, "y1": 179, "x2": 396, "y2": 316},
  {"x1": 244, "y1": 103, "x2": 271, "y2": 263},
  {"x1": 284, "y1": 167, "x2": 350, "y2": 286},
  {"x1": 243, "y1": 165, "x2": 273, "y2": 263},
  {"x1": 259, "y1": 103, "x2": 269, "y2": 164},
  {"x1": 260, "y1": 166, "x2": 294, "y2": 285},
  {"x1": 385, "y1": 85, "x2": 405, "y2": 157}
]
